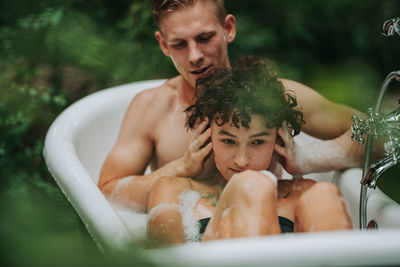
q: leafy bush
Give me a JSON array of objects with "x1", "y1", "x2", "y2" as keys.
[{"x1": 1, "y1": 0, "x2": 399, "y2": 265}]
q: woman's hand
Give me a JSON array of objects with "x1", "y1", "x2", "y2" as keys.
[{"x1": 182, "y1": 118, "x2": 213, "y2": 177}]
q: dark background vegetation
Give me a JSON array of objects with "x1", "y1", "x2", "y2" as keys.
[{"x1": 1, "y1": 0, "x2": 399, "y2": 266}]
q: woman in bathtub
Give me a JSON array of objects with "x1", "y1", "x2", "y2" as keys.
[{"x1": 146, "y1": 55, "x2": 352, "y2": 244}]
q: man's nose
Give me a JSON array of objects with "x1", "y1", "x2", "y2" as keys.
[
  {"x1": 233, "y1": 148, "x2": 249, "y2": 168},
  {"x1": 188, "y1": 43, "x2": 204, "y2": 65}
]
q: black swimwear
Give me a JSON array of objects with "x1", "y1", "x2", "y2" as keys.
[
  {"x1": 199, "y1": 217, "x2": 211, "y2": 234},
  {"x1": 198, "y1": 216, "x2": 294, "y2": 236},
  {"x1": 278, "y1": 216, "x2": 294, "y2": 233}
]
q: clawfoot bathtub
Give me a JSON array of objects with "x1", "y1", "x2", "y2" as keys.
[{"x1": 44, "y1": 80, "x2": 400, "y2": 266}]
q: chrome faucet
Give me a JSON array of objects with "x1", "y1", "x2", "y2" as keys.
[
  {"x1": 361, "y1": 153, "x2": 399, "y2": 189},
  {"x1": 351, "y1": 70, "x2": 400, "y2": 229},
  {"x1": 351, "y1": 18, "x2": 400, "y2": 229},
  {"x1": 353, "y1": 99, "x2": 400, "y2": 189}
]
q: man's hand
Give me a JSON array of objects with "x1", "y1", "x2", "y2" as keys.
[
  {"x1": 182, "y1": 119, "x2": 213, "y2": 177},
  {"x1": 274, "y1": 127, "x2": 309, "y2": 176}
]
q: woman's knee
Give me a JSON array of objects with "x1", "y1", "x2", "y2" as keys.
[
  {"x1": 148, "y1": 176, "x2": 190, "y2": 209},
  {"x1": 297, "y1": 182, "x2": 343, "y2": 208},
  {"x1": 295, "y1": 182, "x2": 352, "y2": 231},
  {"x1": 300, "y1": 182, "x2": 341, "y2": 201},
  {"x1": 147, "y1": 177, "x2": 190, "y2": 243},
  {"x1": 227, "y1": 170, "x2": 277, "y2": 203},
  {"x1": 205, "y1": 171, "x2": 280, "y2": 240},
  {"x1": 153, "y1": 176, "x2": 188, "y2": 188}
]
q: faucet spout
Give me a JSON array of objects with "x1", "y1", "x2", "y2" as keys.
[{"x1": 361, "y1": 155, "x2": 399, "y2": 189}]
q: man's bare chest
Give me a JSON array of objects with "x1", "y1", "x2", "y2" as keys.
[
  {"x1": 150, "y1": 109, "x2": 217, "y2": 176},
  {"x1": 152, "y1": 109, "x2": 194, "y2": 165}
]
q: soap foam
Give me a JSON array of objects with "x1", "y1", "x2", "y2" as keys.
[
  {"x1": 222, "y1": 206, "x2": 233, "y2": 218},
  {"x1": 178, "y1": 190, "x2": 202, "y2": 243},
  {"x1": 107, "y1": 176, "x2": 146, "y2": 213},
  {"x1": 147, "y1": 203, "x2": 180, "y2": 223},
  {"x1": 146, "y1": 190, "x2": 202, "y2": 242},
  {"x1": 295, "y1": 141, "x2": 358, "y2": 173}
]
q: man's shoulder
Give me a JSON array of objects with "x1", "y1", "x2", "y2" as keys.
[
  {"x1": 135, "y1": 77, "x2": 179, "y2": 101},
  {"x1": 125, "y1": 77, "x2": 180, "y2": 117}
]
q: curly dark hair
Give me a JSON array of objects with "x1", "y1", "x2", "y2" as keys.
[{"x1": 185, "y1": 55, "x2": 304, "y2": 136}]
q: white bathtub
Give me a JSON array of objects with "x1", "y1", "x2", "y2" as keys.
[{"x1": 43, "y1": 80, "x2": 400, "y2": 266}]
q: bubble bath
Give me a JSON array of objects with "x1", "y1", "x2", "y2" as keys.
[
  {"x1": 147, "y1": 190, "x2": 202, "y2": 243},
  {"x1": 295, "y1": 141, "x2": 359, "y2": 173},
  {"x1": 147, "y1": 203, "x2": 180, "y2": 223},
  {"x1": 178, "y1": 190, "x2": 202, "y2": 242},
  {"x1": 107, "y1": 176, "x2": 146, "y2": 213}
]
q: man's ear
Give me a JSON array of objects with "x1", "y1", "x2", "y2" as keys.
[
  {"x1": 155, "y1": 31, "x2": 170, "y2": 57},
  {"x1": 223, "y1": 14, "x2": 236, "y2": 44}
]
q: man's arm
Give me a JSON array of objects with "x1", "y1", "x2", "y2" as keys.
[
  {"x1": 275, "y1": 128, "x2": 365, "y2": 175},
  {"x1": 98, "y1": 90, "x2": 159, "y2": 203},
  {"x1": 276, "y1": 79, "x2": 368, "y2": 174},
  {"x1": 280, "y1": 79, "x2": 362, "y2": 140},
  {"x1": 98, "y1": 91, "x2": 212, "y2": 207}
]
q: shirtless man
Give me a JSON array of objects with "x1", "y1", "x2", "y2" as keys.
[{"x1": 98, "y1": 0, "x2": 364, "y2": 209}]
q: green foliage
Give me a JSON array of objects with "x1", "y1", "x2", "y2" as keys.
[
  {"x1": 1, "y1": 0, "x2": 400, "y2": 264},
  {"x1": 0, "y1": 1, "x2": 167, "y2": 264},
  {"x1": 227, "y1": 0, "x2": 400, "y2": 111},
  {"x1": 0, "y1": 182, "x2": 152, "y2": 267},
  {"x1": 0, "y1": 60, "x2": 67, "y2": 194},
  {"x1": 306, "y1": 60, "x2": 380, "y2": 111}
]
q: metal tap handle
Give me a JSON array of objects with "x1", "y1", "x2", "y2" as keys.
[
  {"x1": 384, "y1": 135, "x2": 400, "y2": 161},
  {"x1": 382, "y1": 17, "x2": 400, "y2": 36},
  {"x1": 351, "y1": 108, "x2": 383, "y2": 144},
  {"x1": 351, "y1": 99, "x2": 400, "y2": 156},
  {"x1": 351, "y1": 115, "x2": 366, "y2": 144}
]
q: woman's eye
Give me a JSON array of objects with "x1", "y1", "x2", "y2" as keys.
[
  {"x1": 252, "y1": 139, "x2": 265, "y2": 145},
  {"x1": 222, "y1": 139, "x2": 235, "y2": 145}
]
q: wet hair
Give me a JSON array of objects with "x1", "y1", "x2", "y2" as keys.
[
  {"x1": 185, "y1": 55, "x2": 304, "y2": 136},
  {"x1": 152, "y1": 0, "x2": 227, "y2": 27}
]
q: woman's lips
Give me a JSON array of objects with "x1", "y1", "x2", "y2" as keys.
[{"x1": 229, "y1": 168, "x2": 244, "y2": 173}]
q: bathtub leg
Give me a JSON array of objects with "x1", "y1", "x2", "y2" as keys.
[
  {"x1": 294, "y1": 182, "x2": 353, "y2": 232},
  {"x1": 202, "y1": 171, "x2": 281, "y2": 241}
]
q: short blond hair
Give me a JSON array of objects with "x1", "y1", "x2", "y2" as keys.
[{"x1": 152, "y1": 0, "x2": 227, "y2": 27}]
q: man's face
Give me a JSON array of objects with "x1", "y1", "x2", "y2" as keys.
[
  {"x1": 155, "y1": 0, "x2": 236, "y2": 89},
  {"x1": 211, "y1": 114, "x2": 277, "y2": 181}
]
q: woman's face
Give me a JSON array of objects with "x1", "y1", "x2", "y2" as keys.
[{"x1": 211, "y1": 114, "x2": 277, "y2": 181}]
